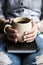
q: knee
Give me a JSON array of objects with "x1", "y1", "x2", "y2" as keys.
[
  {"x1": 23, "y1": 51, "x2": 42, "y2": 65},
  {"x1": 8, "y1": 54, "x2": 21, "y2": 65}
]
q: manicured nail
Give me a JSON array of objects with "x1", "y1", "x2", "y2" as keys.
[
  {"x1": 24, "y1": 39, "x2": 27, "y2": 41},
  {"x1": 17, "y1": 34, "x2": 19, "y2": 37},
  {"x1": 25, "y1": 31, "x2": 28, "y2": 34},
  {"x1": 23, "y1": 36, "x2": 26, "y2": 38},
  {"x1": 25, "y1": 32, "x2": 27, "y2": 34}
]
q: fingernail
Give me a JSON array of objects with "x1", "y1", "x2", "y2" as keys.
[
  {"x1": 25, "y1": 32, "x2": 27, "y2": 34},
  {"x1": 24, "y1": 39, "x2": 27, "y2": 41},
  {"x1": 23, "y1": 36, "x2": 26, "y2": 38},
  {"x1": 25, "y1": 31, "x2": 28, "y2": 34},
  {"x1": 17, "y1": 34, "x2": 19, "y2": 37},
  {"x1": 15, "y1": 30, "x2": 18, "y2": 33},
  {"x1": 15, "y1": 39, "x2": 17, "y2": 43}
]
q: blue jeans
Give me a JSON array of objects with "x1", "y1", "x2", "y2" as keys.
[
  {"x1": 23, "y1": 34, "x2": 43, "y2": 65},
  {"x1": 0, "y1": 34, "x2": 43, "y2": 65},
  {"x1": 0, "y1": 41, "x2": 21, "y2": 65}
]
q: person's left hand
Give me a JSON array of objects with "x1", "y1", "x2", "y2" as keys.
[{"x1": 23, "y1": 19, "x2": 38, "y2": 43}]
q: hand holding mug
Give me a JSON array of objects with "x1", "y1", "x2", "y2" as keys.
[
  {"x1": 5, "y1": 19, "x2": 19, "y2": 43},
  {"x1": 12, "y1": 17, "x2": 32, "y2": 42},
  {"x1": 23, "y1": 19, "x2": 38, "y2": 43},
  {"x1": 4, "y1": 17, "x2": 38, "y2": 43}
]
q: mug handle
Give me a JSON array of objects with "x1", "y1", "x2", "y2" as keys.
[
  {"x1": 4, "y1": 24, "x2": 12, "y2": 34},
  {"x1": 4, "y1": 20, "x2": 12, "y2": 34}
]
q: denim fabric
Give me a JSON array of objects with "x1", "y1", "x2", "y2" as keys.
[
  {"x1": 23, "y1": 34, "x2": 43, "y2": 65},
  {"x1": 23, "y1": 50, "x2": 42, "y2": 65},
  {"x1": 0, "y1": 0, "x2": 43, "y2": 65},
  {"x1": 0, "y1": 34, "x2": 43, "y2": 65},
  {"x1": 0, "y1": 41, "x2": 21, "y2": 65}
]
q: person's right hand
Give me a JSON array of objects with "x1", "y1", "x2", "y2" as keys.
[
  {"x1": 5, "y1": 19, "x2": 19, "y2": 43},
  {"x1": 6, "y1": 27, "x2": 19, "y2": 43}
]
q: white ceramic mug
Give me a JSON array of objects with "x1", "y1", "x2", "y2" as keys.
[{"x1": 12, "y1": 17, "x2": 32, "y2": 42}]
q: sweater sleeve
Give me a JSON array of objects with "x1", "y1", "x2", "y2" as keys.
[{"x1": 0, "y1": 0, "x2": 5, "y2": 18}]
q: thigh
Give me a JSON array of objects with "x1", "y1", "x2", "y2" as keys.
[
  {"x1": 35, "y1": 34, "x2": 43, "y2": 50},
  {"x1": 23, "y1": 50, "x2": 43, "y2": 65},
  {"x1": 0, "y1": 42, "x2": 21, "y2": 65},
  {"x1": 6, "y1": 53, "x2": 21, "y2": 65},
  {"x1": 23, "y1": 34, "x2": 43, "y2": 65}
]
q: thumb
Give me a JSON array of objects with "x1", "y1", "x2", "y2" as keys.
[
  {"x1": 9, "y1": 18, "x2": 14, "y2": 24},
  {"x1": 31, "y1": 19, "x2": 36, "y2": 27}
]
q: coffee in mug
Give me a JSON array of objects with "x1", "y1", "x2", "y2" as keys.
[{"x1": 12, "y1": 17, "x2": 32, "y2": 42}]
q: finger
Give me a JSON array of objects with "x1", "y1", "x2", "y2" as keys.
[
  {"x1": 7, "y1": 36, "x2": 18, "y2": 43},
  {"x1": 7, "y1": 37, "x2": 15, "y2": 42},
  {"x1": 24, "y1": 20, "x2": 36, "y2": 35},
  {"x1": 31, "y1": 19, "x2": 35, "y2": 27},
  {"x1": 26, "y1": 39, "x2": 34, "y2": 43},
  {"x1": 7, "y1": 27, "x2": 18, "y2": 33},
  {"x1": 24, "y1": 36, "x2": 34, "y2": 42},
  {"x1": 9, "y1": 18, "x2": 14, "y2": 24},
  {"x1": 15, "y1": 38, "x2": 18, "y2": 43},
  {"x1": 24, "y1": 31, "x2": 37, "y2": 42},
  {"x1": 6, "y1": 32, "x2": 19, "y2": 38},
  {"x1": 24, "y1": 28, "x2": 35, "y2": 35},
  {"x1": 24, "y1": 31, "x2": 36, "y2": 38}
]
